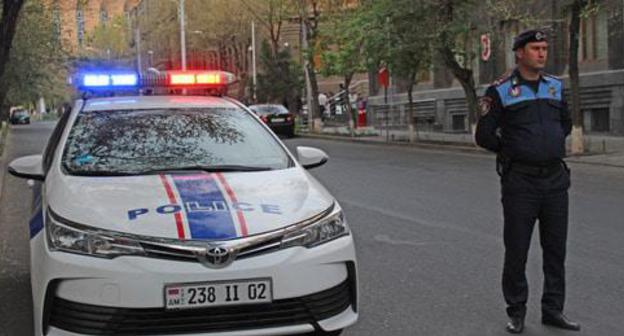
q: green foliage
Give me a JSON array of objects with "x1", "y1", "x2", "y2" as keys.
[
  {"x1": 256, "y1": 40, "x2": 303, "y2": 105},
  {"x1": 318, "y1": 2, "x2": 368, "y2": 81},
  {"x1": 86, "y1": 15, "x2": 132, "y2": 61},
  {"x1": 137, "y1": 0, "x2": 179, "y2": 64},
  {"x1": 361, "y1": 0, "x2": 434, "y2": 82},
  {"x1": 1, "y1": 0, "x2": 70, "y2": 107}
]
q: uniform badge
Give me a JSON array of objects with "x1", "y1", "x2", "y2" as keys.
[
  {"x1": 479, "y1": 96, "x2": 492, "y2": 116},
  {"x1": 549, "y1": 86, "x2": 557, "y2": 97},
  {"x1": 535, "y1": 31, "x2": 545, "y2": 40},
  {"x1": 509, "y1": 86, "x2": 521, "y2": 97}
]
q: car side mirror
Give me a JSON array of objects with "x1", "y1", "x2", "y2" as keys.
[
  {"x1": 296, "y1": 146, "x2": 328, "y2": 169},
  {"x1": 8, "y1": 155, "x2": 44, "y2": 181}
]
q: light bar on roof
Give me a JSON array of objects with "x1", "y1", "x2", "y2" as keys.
[{"x1": 74, "y1": 70, "x2": 235, "y2": 94}]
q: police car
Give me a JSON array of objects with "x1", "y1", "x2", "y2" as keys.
[{"x1": 8, "y1": 70, "x2": 358, "y2": 336}]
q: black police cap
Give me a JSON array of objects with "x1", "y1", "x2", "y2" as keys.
[{"x1": 512, "y1": 29, "x2": 548, "y2": 50}]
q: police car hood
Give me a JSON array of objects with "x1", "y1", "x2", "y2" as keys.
[{"x1": 47, "y1": 168, "x2": 334, "y2": 240}]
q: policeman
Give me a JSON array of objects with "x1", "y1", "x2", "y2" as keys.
[{"x1": 475, "y1": 29, "x2": 580, "y2": 334}]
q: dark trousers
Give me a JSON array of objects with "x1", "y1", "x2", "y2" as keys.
[{"x1": 501, "y1": 165, "x2": 570, "y2": 318}]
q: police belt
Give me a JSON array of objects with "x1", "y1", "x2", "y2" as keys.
[{"x1": 509, "y1": 160, "x2": 565, "y2": 177}]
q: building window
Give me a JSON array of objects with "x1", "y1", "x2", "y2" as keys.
[
  {"x1": 52, "y1": 2, "x2": 61, "y2": 42},
  {"x1": 580, "y1": 7, "x2": 608, "y2": 61},
  {"x1": 100, "y1": 9, "x2": 109, "y2": 24},
  {"x1": 583, "y1": 108, "x2": 610, "y2": 132},
  {"x1": 76, "y1": 7, "x2": 84, "y2": 46},
  {"x1": 417, "y1": 67, "x2": 432, "y2": 82},
  {"x1": 451, "y1": 114, "x2": 467, "y2": 132}
]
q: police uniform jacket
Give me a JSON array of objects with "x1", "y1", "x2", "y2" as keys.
[{"x1": 475, "y1": 70, "x2": 572, "y2": 165}]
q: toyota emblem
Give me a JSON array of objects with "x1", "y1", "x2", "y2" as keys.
[{"x1": 196, "y1": 244, "x2": 236, "y2": 269}]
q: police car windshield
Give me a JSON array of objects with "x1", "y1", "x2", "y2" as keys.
[{"x1": 62, "y1": 107, "x2": 292, "y2": 175}]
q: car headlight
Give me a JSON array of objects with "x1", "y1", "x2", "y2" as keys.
[
  {"x1": 281, "y1": 209, "x2": 349, "y2": 248},
  {"x1": 46, "y1": 209, "x2": 145, "y2": 258}
]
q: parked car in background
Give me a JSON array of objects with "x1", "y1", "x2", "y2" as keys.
[
  {"x1": 10, "y1": 109, "x2": 30, "y2": 125},
  {"x1": 248, "y1": 104, "x2": 295, "y2": 137}
]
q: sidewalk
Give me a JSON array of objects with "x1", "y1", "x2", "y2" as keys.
[
  {"x1": 0, "y1": 122, "x2": 8, "y2": 200},
  {"x1": 303, "y1": 126, "x2": 624, "y2": 168}
]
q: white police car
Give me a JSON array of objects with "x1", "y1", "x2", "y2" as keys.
[{"x1": 8, "y1": 70, "x2": 358, "y2": 336}]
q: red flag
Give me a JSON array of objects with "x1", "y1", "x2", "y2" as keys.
[{"x1": 378, "y1": 67, "x2": 389, "y2": 88}]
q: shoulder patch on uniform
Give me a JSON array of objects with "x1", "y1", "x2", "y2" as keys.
[
  {"x1": 542, "y1": 72, "x2": 561, "y2": 81},
  {"x1": 479, "y1": 96, "x2": 493, "y2": 116},
  {"x1": 548, "y1": 85, "x2": 557, "y2": 97},
  {"x1": 492, "y1": 70, "x2": 513, "y2": 86}
]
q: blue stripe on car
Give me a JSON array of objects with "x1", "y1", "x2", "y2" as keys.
[
  {"x1": 172, "y1": 174, "x2": 237, "y2": 239},
  {"x1": 29, "y1": 206, "x2": 44, "y2": 239}
]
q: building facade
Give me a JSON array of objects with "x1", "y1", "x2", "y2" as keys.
[
  {"x1": 45, "y1": 0, "x2": 139, "y2": 53},
  {"x1": 367, "y1": 0, "x2": 624, "y2": 135}
]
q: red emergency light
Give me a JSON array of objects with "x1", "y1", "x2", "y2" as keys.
[{"x1": 168, "y1": 71, "x2": 231, "y2": 86}]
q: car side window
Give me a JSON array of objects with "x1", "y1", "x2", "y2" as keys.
[{"x1": 43, "y1": 110, "x2": 72, "y2": 173}]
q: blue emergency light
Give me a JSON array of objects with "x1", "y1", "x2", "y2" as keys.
[{"x1": 79, "y1": 72, "x2": 139, "y2": 89}]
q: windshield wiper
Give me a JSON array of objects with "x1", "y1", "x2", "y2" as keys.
[
  {"x1": 67, "y1": 170, "x2": 145, "y2": 177},
  {"x1": 141, "y1": 165, "x2": 274, "y2": 174},
  {"x1": 67, "y1": 165, "x2": 273, "y2": 177}
]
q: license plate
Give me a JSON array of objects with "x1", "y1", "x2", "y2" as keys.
[
  {"x1": 271, "y1": 118, "x2": 285, "y2": 123},
  {"x1": 165, "y1": 278, "x2": 272, "y2": 309}
]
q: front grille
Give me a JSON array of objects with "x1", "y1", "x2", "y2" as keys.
[
  {"x1": 140, "y1": 235, "x2": 284, "y2": 263},
  {"x1": 48, "y1": 280, "x2": 351, "y2": 335}
]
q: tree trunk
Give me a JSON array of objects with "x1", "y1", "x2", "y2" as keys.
[
  {"x1": 300, "y1": 1, "x2": 321, "y2": 131},
  {"x1": 344, "y1": 74, "x2": 354, "y2": 135},
  {"x1": 407, "y1": 70, "x2": 418, "y2": 142},
  {"x1": 301, "y1": 18, "x2": 320, "y2": 129},
  {"x1": 307, "y1": 60, "x2": 320, "y2": 119},
  {"x1": 0, "y1": 0, "x2": 26, "y2": 117},
  {"x1": 436, "y1": 1, "x2": 478, "y2": 135},
  {"x1": 439, "y1": 45, "x2": 479, "y2": 135},
  {"x1": 569, "y1": 0, "x2": 587, "y2": 155}
]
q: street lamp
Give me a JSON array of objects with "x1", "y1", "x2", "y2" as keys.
[
  {"x1": 251, "y1": 21, "x2": 257, "y2": 101},
  {"x1": 147, "y1": 50, "x2": 154, "y2": 67},
  {"x1": 179, "y1": 0, "x2": 187, "y2": 70}
]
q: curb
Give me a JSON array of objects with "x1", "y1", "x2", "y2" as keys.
[
  {"x1": 565, "y1": 158, "x2": 624, "y2": 169},
  {"x1": 298, "y1": 132, "x2": 624, "y2": 169},
  {"x1": 299, "y1": 133, "x2": 488, "y2": 155},
  {"x1": 0, "y1": 122, "x2": 8, "y2": 201}
]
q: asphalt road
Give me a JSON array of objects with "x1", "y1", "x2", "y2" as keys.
[
  {"x1": 0, "y1": 122, "x2": 56, "y2": 336},
  {"x1": 1, "y1": 123, "x2": 623, "y2": 336}
]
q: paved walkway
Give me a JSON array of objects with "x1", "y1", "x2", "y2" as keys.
[
  {"x1": 0, "y1": 122, "x2": 7, "y2": 200},
  {"x1": 305, "y1": 126, "x2": 624, "y2": 168}
]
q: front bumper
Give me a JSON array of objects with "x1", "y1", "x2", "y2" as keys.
[
  {"x1": 268, "y1": 122, "x2": 295, "y2": 135},
  {"x1": 31, "y1": 232, "x2": 358, "y2": 336}
]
